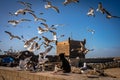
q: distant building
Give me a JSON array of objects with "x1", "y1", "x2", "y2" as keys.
[{"x1": 56, "y1": 37, "x2": 86, "y2": 58}]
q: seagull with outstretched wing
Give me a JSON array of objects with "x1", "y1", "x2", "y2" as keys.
[
  {"x1": 44, "y1": 1, "x2": 60, "y2": 13},
  {"x1": 14, "y1": 8, "x2": 34, "y2": 16},
  {"x1": 17, "y1": 1, "x2": 32, "y2": 9},
  {"x1": 41, "y1": 23, "x2": 56, "y2": 31},
  {"x1": 24, "y1": 36, "x2": 38, "y2": 48},
  {"x1": 87, "y1": 7, "x2": 95, "y2": 17},
  {"x1": 8, "y1": 18, "x2": 31, "y2": 26},
  {"x1": 4, "y1": 31, "x2": 21, "y2": 40},
  {"x1": 37, "y1": 26, "x2": 47, "y2": 34},
  {"x1": 29, "y1": 12, "x2": 46, "y2": 22},
  {"x1": 103, "y1": 8, "x2": 120, "y2": 19},
  {"x1": 42, "y1": 36, "x2": 54, "y2": 45},
  {"x1": 87, "y1": 29, "x2": 95, "y2": 34},
  {"x1": 49, "y1": 30, "x2": 57, "y2": 41},
  {"x1": 96, "y1": 2, "x2": 104, "y2": 14},
  {"x1": 63, "y1": 0, "x2": 79, "y2": 6}
]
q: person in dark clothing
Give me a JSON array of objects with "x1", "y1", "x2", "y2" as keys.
[{"x1": 59, "y1": 53, "x2": 71, "y2": 73}]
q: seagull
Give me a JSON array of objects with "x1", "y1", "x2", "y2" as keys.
[
  {"x1": 39, "y1": 45, "x2": 53, "y2": 58},
  {"x1": 41, "y1": 23, "x2": 57, "y2": 31},
  {"x1": 24, "y1": 36, "x2": 38, "y2": 48},
  {"x1": 37, "y1": 26, "x2": 47, "y2": 34},
  {"x1": 17, "y1": 1, "x2": 32, "y2": 9},
  {"x1": 96, "y1": 2, "x2": 104, "y2": 13},
  {"x1": 49, "y1": 30, "x2": 64, "y2": 41},
  {"x1": 14, "y1": 8, "x2": 34, "y2": 16},
  {"x1": 44, "y1": 1, "x2": 60, "y2": 13},
  {"x1": 102, "y1": 8, "x2": 120, "y2": 19},
  {"x1": 87, "y1": 29, "x2": 95, "y2": 34},
  {"x1": 8, "y1": 19, "x2": 31, "y2": 26},
  {"x1": 49, "y1": 30, "x2": 57, "y2": 41},
  {"x1": 4, "y1": 31, "x2": 21, "y2": 40},
  {"x1": 29, "y1": 12, "x2": 46, "y2": 22},
  {"x1": 42, "y1": 42, "x2": 52, "y2": 48},
  {"x1": 63, "y1": 0, "x2": 79, "y2": 6},
  {"x1": 42, "y1": 36, "x2": 54, "y2": 45},
  {"x1": 87, "y1": 7, "x2": 95, "y2": 17}
]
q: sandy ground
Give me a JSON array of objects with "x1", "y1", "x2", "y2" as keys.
[{"x1": 0, "y1": 67, "x2": 120, "y2": 80}]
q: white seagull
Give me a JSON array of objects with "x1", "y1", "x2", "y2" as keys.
[
  {"x1": 37, "y1": 26, "x2": 47, "y2": 34},
  {"x1": 24, "y1": 36, "x2": 38, "y2": 48},
  {"x1": 8, "y1": 19, "x2": 31, "y2": 26},
  {"x1": 29, "y1": 12, "x2": 46, "y2": 22},
  {"x1": 87, "y1": 29, "x2": 95, "y2": 34},
  {"x1": 44, "y1": 1, "x2": 60, "y2": 13},
  {"x1": 63, "y1": 0, "x2": 79, "y2": 6},
  {"x1": 4, "y1": 31, "x2": 21, "y2": 40},
  {"x1": 14, "y1": 8, "x2": 34, "y2": 16},
  {"x1": 102, "y1": 8, "x2": 120, "y2": 19},
  {"x1": 17, "y1": 1, "x2": 32, "y2": 9},
  {"x1": 41, "y1": 23, "x2": 57, "y2": 31},
  {"x1": 87, "y1": 7, "x2": 95, "y2": 17},
  {"x1": 49, "y1": 30, "x2": 57, "y2": 41}
]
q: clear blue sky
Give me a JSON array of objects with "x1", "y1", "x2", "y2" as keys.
[{"x1": 0, "y1": 0, "x2": 120, "y2": 58}]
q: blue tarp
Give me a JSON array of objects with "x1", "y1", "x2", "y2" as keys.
[{"x1": 2, "y1": 57, "x2": 14, "y2": 63}]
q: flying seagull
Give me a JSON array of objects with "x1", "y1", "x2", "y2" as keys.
[
  {"x1": 87, "y1": 7, "x2": 95, "y2": 17},
  {"x1": 4, "y1": 31, "x2": 21, "y2": 40},
  {"x1": 96, "y1": 2, "x2": 105, "y2": 14},
  {"x1": 29, "y1": 12, "x2": 46, "y2": 22},
  {"x1": 49, "y1": 30, "x2": 57, "y2": 41},
  {"x1": 17, "y1": 1, "x2": 32, "y2": 9},
  {"x1": 63, "y1": 0, "x2": 79, "y2": 6},
  {"x1": 37, "y1": 26, "x2": 47, "y2": 34},
  {"x1": 24, "y1": 36, "x2": 38, "y2": 48},
  {"x1": 41, "y1": 23, "x2": 57, "y2": 31},
  {"x1": 44, "y1": 1, "x2": 60, "y2": 13},
  {"x1": 87, "y1": 29, "x2": 95, "y2": 34},
  {"x1": 42, "y1": 36, "x2": 54, "y2": 45},
  {"x1": 102, "y1": 8, "x2": 120, "y2": 19},
  {"x1": 14, "y1": 8, "x2": 34, "y2": 16},
  {"x1": 8, "y1": 19, "x2": 31, "y2": 26}
]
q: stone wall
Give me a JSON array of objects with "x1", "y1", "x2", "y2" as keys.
[{"x1": 87, "y1": 61, "x2": 120, "y2": 69}]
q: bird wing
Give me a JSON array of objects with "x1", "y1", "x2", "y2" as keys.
[
  {"x1": 41, "y1": 23, "x2": 49, "y2": 29},
  {"x1": 29, "y1": 12, "x2": 37, "y2": 18},
  {"x1": 51, "y1": 6, "x2": 60, "y2": 13},
  {"x1": 20, "y1": 18, "x2": 31, "y2": 22},
  {"x1": 112, "y1": 16, "x2": 120, "y2": 18},
  {"x1": 4, "y1": 31, "x2": 13, "y2": 37},
  {"x1": 17, "y1": 1, "x2": 32, "y2": 9},
  {"x1": 37, "y1": 18, "x2": 46, "y2": 22},
  {"x1": 102, "y1": 8, "x2": 111, "y2": 16},
  {"x1": 14, "y1": 36, "x2": 21, "y2": 40},
  {"x1": 29, "y1": 36, "x2": 38, "y2": 42},
  {"x1": 44, "y1": 46, "x2": 53, "y2": 56}
]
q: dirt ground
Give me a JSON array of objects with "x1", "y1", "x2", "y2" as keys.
[{"x1": 0, "y1": 67, "x2": 120, "y2": 80}]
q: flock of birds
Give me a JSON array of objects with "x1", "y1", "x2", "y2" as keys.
[{"x1": 2, "y1": 0, "x2": 120, "y2": 56}]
